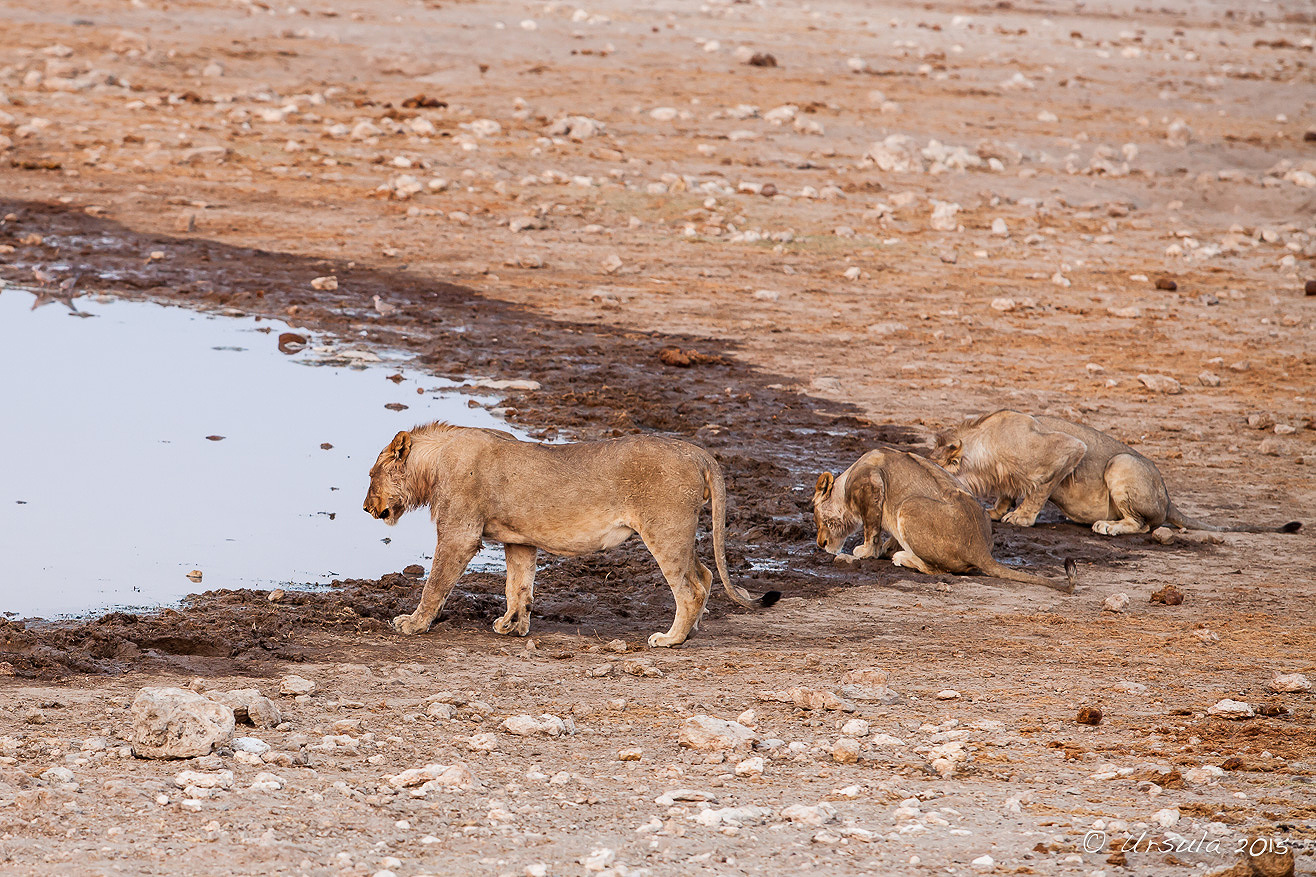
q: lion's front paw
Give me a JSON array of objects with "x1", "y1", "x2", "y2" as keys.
[
  {"x1": 493, "y1": 614, "x2": 530, "y2": 637},
  {"x1": 647, "y1": 631, "x2": 684, "y2": 648},
  {"x1": 1001, "y1": 509, "x2": 1038, "y2": 527},
  {"x1": 392, "y1": 613, "x2": 429, "y2": 635},
  {"x1": 851, "y1": 544, "x2": 875, "y2": 559}
]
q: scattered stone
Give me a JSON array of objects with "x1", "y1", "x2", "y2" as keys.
[
  {"x1": 1207, "y1": 699, "x2": 1255, "y2": 719},
  {"x1": 621, "y1": 659, "x2": 663, "y2": 678},
  {"x1": 1138, "y1": 374, "x2": 1183, "y2": 395},
  {"x1": 936, "y1": 689, "x2": 961, "y2": 701},
  {"x1": 1155, "y1": 277, "x2": 1178, "y2": 291},
  {"x1": 1077, "y1": 707, "x2": 1103, "y2": 725},
  {"x1": 427, "y1": 702, "x2": 456, "y2": 720},
  {"x1": 131, "y1": 688, "x2": 235, "y2": 759},
  {"x1": 1246, "y1": 412, "x2": 1276, "y2": 430},
  {"x1": 781, "y1": 802, "x2": 838, "y2": 826},
  {"x1": 929, "y1": 201, "x2": 961, "y2": 232},
  {"x1": 1198, "y1": 371, "x2": 1221, "y2": 387},
  {"x1": 278, "y1": 675, "x2": 317, "y2": 696},
  {"x1": 501, "y1": 715, "x2": 574, "y2": 737},
  {"x1": 696, "y1": 805, "x2": 773, "y2": 828},
  {"x1": 747, "y1": 52, "x2": 778, "y2": 67},
  {"x1": 209, "y1": 690, "x2": 281, "y2": 728},
  {"x1": 581, "y1": 848, "x2": 615, "y2": 872},
  {"x1": 1151, "y1": 585, "x2": 1185, "y2": 605},
  {"x1": 831, "y1": 738, "x2": 861, "y2": 764},
  {"x1": 678, "y1": 715, "x2": 757, "y2": 752},
  {"x1": 310, "y1": 275, "x2": 338, "y2": 291},
  {"x1": 384, "y1": 763, "x2": 478, "y2": 789},
  {"x1": 972, "y1": 854, "x2": 996, "y2": 872},
  {"x1": 1102, "y1": 593, "x2": 1131, "y2": 612},
  {"x1": 734, "y1": 756, "x2": 765, "y2": 777},
  {"x1": 617, "y1": 748, "x2": 642, "y2": 762},
  {"x1": 654, "y1": 788, "x2": 718, "y2": 806},
  {"x1": 840, "y1": 719, "x2": 870, "y2": 737},
  {"x1": 1306, "y1": 279, "x2": 1316, "y2": 296},
  {"x1": 1269, "y1": 673, "x2": 1311, "y2": 693}
]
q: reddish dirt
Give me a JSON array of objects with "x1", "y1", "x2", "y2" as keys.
[{"x1": 1, "y1": 0, "x2": 1314, "y2": 874}]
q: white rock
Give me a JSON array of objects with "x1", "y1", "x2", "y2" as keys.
[
  {"x1": 1207, "y1": 699, "x2": 1255, "y2": 719},
  {"x1": 1269, "y1": 673, "x2": 1311, "y2": 693},
  {"x1": 427, "y1": 702, "x2": 456, "y2": 720},
  {"x1": 466, "y1": 733, "x2": 498, "y2": 752},
  {"x1": 131, "y1": 688, "x2": 235, "y2": 759},
  {"x1": 841, "y1": 719, "x2": 870, "y2": 737},
  {"x1": 972, "y1": 854, "x2": 995, "y2": 871},
  {"x1": 384, "y1": 763, "x2": 478, "y2": 789},
  {"x1": 991, "y1": 218, "x2": 1009, "y2": 236},
  {"x1": 1138, "y1": 374, "x2": 1183, "y2": 395},
  {"x1": 1102, "y1": 593, "x2": 1130, "y2": 612},
  {"x1": 696, "y1": 805, "x2": 772, "y2": 828},
  {"x1": 310, "y1": 275, "x2": 338, "y2": 291},
  {"x1": 41, "y1": 766, "x2": 74, "y2": 784},
  {"x1": 780, "y1": 802, "x2": 838, "y2": 826},
  {"x1": 1153, "y1": 807, "x2": 1180, "y2": 828},
  {"x1": 1166, "y1": 119, "x2": 1193, "y2": 147},
  {"x1": 545, "y1": 115, "x2": 604, "y2": 141},
  {"x1": 936, "y1": 689, "x2": 961, "y2": 701},
  {"x1": 678, "y1": 715, "x2": 757, "y2": 752},
  {"x1": 649, "y1": 107, "x2": 678, "y2": 121},
  {"x1": 654, "y1": 789, "x2": 718, "y2": 807},
  {"x1": 209, "y1": 689, "x2": 282, "y2": 728},
  {"x1": 929, "y1": 201, "x2": 961, "y2": 231},
  {"x1": 501, "y1": 714, "x2": 573, "y2": 737},
  {"x1": 465, "y1": 118, "x2": 501, "y2": 138},
  {"x1": 734, "y1": 756, "x2": 765, "y2": 777},
  {"x1": 832, "y1": 738, "x2": 861, "y2": 764},
  {"x1": 869, "y1": 733, "x2": 905, "y2": 747},
  {"x1": 173, "y1": 769, "x2": 233, "y2": 790},
  {"x1": 278, "y1": 675, "x2": 317, "y2": 696},
  {"x1": 581, "y1": 848, "x2": 614, "y2": 872},
  {"x1": 233, "y1": 737, "x2": 270, "y2": 755}
]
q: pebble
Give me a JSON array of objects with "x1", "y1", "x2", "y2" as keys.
[
  {"x1": 929, "y1": 201, "x2": 961, "y2": 232},
  {"x1": 384, "y1": 763, "x2": 479, "y2": 790},
  {"x1": 621, "y1": 660, "x2": 663, "y2": 678},
  {"x1": 1207, "y1": 699, "x2": 1255, "y2": 719},
  {"x1": 1269, "y1": 673, "x2": 1311, "y2": 693},
  {"x1": 1152, "y1": 807, "x2": 1180, "y2": 828},
  {"x1": 1151, "y1": 527, "x2": 1175, "y2": 545},
  {"x1": 780, "y1": 802, "x2": 838, "y2": 826},
  {"x1": 971, "y1": 854, "x2": 995, "y2": 871},
  {"x1": 501, "y1": 715, "x2": 574, "y2": 737},
  {"x1": 617, "y1": 747, "x2": 642, "y2": 762},
  {"x1": 1150, "y1": 585, "x2": 1185, "y2": 605},
  {"x1": 1076, "y1": 707, "x2": 1103, "y2": 726},
  {"x1": 678, "y1": 716, "x2": 757, "y2": 752},
  {"x1": 1102, "y1": 593, "x2": 1130, "y2": 612},
  {"x1": 735, "y1": 756, "x2": 765, "y2": 777},
  {"x1": 310, "y1": 275, "x2": 338, "y2": 291},
  {"x1": 840, "y1": 719, "x2": 870, "y2": 737},
  {"x1": 1198, "y1": 371, "x2": 1221, "y2": 387},
  {"x1": 936, "y1": 689, "x2": 961, "y2": 701},
  {"x1": 279, "y1": 675, "x2": 317, "y2": 696},
  {"x1": 831, "y1": 738, "x2": 861, "y2": 764},
  {"x1": 1138, "y1": 374, "x2": 1183, "y2": 395}
]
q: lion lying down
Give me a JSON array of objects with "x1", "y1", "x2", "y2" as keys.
[
  {"x1": 812, "y1": 446, "x2": 1075, "y2": 593},
  {"x1": 930, "y1": 410, "x2": 1303, "y2": 536},
  {"x1": 363, "y1": 422, "x2": 779, "y2": 647}
]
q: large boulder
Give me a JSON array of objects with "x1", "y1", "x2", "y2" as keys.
[{"x1": 131, "y1": 687, "x2": 235, "y2": 759}]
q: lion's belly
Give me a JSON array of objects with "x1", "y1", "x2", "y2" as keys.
[
  {"x1": 1049, "y1": 482, "x2": 1115, "y2": 524},
  {"x1": 482, "y1": 520, "x2": 636, "y2": 557}
]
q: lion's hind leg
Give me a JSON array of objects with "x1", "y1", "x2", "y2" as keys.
[
  {"x1": 1092, "y1": 454, "x2": 1165, "y2": 536},
  {"x1": 891, "y1": 549, "x2": 938, "y2": 575},
  {"x1": 494, "y1": 543, "x2": 536, "y2": 636},
  {"x1": 643, "y1": 531, "x2": 711, "y2": 649}
]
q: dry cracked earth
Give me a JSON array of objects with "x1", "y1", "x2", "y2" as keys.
[{"x1": 0, "y1": 0, "x2": 1314, "y2": 875}]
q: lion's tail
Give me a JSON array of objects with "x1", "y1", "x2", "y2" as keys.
[
  {"x1": 700, "y1": 455, "x2": 781, "y2": 611},
  {"x1": 979, "y1": 557, "x2": 1077, "y2": 594},
  {"x1": 1165, "y1": 502, "x2": 1302, "y2": 534}
]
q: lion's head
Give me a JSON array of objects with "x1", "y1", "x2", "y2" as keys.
[
  {"x1": 811, "y1": 471, "x2": 857, "y2": 555},
  {"x1": 928, "y1": 429, "x2": 963, "y2": 475},
  {"x1": 363, "y1": 430, "x2": 413, "y2": 525}
]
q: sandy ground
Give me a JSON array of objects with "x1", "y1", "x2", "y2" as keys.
[{"x1": 1, "y1": 0, "x2": 1315, "y2": 874}]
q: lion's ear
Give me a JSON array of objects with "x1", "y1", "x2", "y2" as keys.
[
  {"x1": 388, "y1": 430, "x2": 412, "y2": 463},
  {"x1": 814, "y1": 472, "x2": 835, "y2": 498}
]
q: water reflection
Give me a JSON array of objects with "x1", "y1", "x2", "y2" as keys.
[{"x1": 0, "y1": 288, "x2": 512, "y2": 619}]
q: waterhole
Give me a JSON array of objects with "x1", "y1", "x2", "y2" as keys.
[{"x1": 0, "y1": 288, "x2": 515, "y2": 619}]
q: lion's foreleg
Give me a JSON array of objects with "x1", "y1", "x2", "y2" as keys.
[
  {"x1": 989, "y1": 495, "x2": 1013, "y2": 521},
  {"x1": 850, "y1": 494, "x2": 887, "y2": 559},
  {"x1": 394, "y1": 530, "x2": 480, "y2": 636},
  {"x1": 494, "y1": 543, "x2": 537, "y2": 636},
  {"x1": 1001, "y1": 434, "x2": 1086, "y2": 527}
]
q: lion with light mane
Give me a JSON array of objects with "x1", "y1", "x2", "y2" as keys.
[
  {"x1": 363, "y1": 422, "x2": 780, "y2": 647},
  {"x1": 930, "y1": 410, "x2": 1302, "y2": 536},
  {"x1": 812, "y1": 446, "x2": 1075, "y2": 593}
]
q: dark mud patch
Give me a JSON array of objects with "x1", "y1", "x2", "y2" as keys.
[{"x1": 0, "y1": 199, "x2": 1115, "y2": 678}]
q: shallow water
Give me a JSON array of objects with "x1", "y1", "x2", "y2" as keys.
[{"x1": 0, "y1": 288, "x2": 513, "y2": 619}]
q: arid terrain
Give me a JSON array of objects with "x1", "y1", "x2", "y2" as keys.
[{"x1": 1, "y1": 0, "x2": 1314, "y2": 874}]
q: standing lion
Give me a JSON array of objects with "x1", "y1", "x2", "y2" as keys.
[{"x1": 363, "y1": 422, "x2": 779, "y2": 647}]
